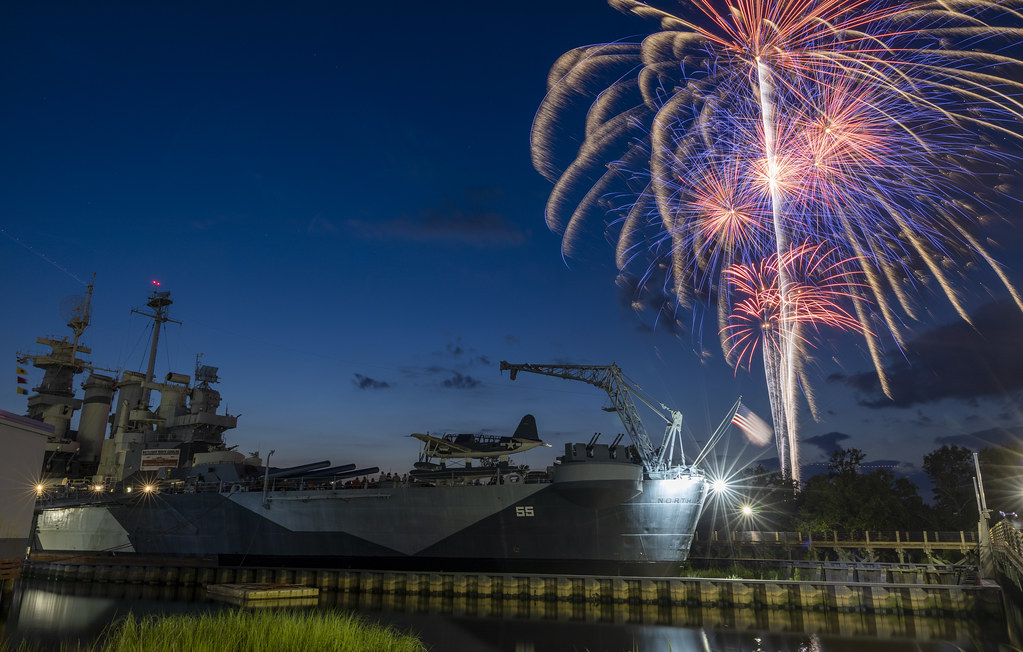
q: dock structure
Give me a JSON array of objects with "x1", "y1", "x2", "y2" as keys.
[
  {"x1": 692, "y1": 525, "x2": 1021, "y2": 590},
  {"x1": 991, "y1": 520, "x2": 1023, "y2": 593},
  {"x1": 206, "y1": 582, "x2": 319, "y2": 606},
  {"x1": 22, "y1": 525, "x2": 1018, "y2": 618},
  {"x1": 21, "y1": 559, "x2": 1003, "y2": 617},
  {"x1": 696, "y1": 530, "x2": 978, "y2": 559}
]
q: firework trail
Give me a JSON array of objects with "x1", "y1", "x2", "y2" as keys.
[
  {"x1": 532, "y1": 0, "x2": 1023, "y2": 481},
  {"x1": 722, "y1": 242, "x2": 872, "y2": 475}
]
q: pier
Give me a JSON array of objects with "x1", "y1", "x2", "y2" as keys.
[
  {"x1": 18, "y1": 523, "x2": 1022, "y2": 624},
  {"x1": 694, "y1": 529, "x2": 981, "y2": 564},
  {"x1": 21, "y1": 557, "x2": 1002, "y2": 617},
  {"x1": 697, "y1": 529, "x2": 978, "y2": 554},
  {"x1": 992, "y1": 520, "x2": 1023, "y2": 593}
]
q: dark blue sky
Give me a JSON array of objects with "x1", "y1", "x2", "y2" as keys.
[{"x1": 3, "y1": 0, "x2": 1021, "y2": 481}]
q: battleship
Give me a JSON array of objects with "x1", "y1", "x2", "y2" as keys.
[{"x1": 20, "y1": 286, "x2": 736, "y2": 575}]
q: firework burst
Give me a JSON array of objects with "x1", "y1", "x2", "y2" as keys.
[
  {"x1": 722, "y1": 242, "x2": 872, "y2": 473},
  {"x1": 722, "y1": 243, "x2": 870, "y2": 370},
  {"x1": 532, "y1": 0, "x2": 1023, "y2": 481}
]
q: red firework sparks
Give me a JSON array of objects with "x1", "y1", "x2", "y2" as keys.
[{"x1": 721, "y1": 241, "x2": 872, "y2": 371}]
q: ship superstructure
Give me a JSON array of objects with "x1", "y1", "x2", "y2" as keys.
[
  {"x1": 19, "y1": 280, "x2": 103, "y2": 478},
  {"x1": 20, "y1": 285, "x2": 244, "y2": 486}
]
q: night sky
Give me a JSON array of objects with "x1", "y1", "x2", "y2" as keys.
[{"x1": 3, "y1": 0, "x2": 1022, "y2": 487}]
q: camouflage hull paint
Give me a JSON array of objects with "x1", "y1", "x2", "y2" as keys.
[{"x1": 34, "y1": 477, "x2": 707, "y2": 575}]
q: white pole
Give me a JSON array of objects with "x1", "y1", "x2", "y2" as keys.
[{"x1": 262, "y1": 449, "x2": 275, "y2": 509}]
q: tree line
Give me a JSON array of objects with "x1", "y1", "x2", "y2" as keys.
[{"x1": 734, "y1": 443, "x2": 1021, "y2": 533}]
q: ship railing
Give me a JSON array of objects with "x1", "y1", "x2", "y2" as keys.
[
  {"x1": 169, "y1": 473, "x2": 554, "y2": 495},
  {"x1": 32, "y1": 470, "x2": 556, "y2": 501}
]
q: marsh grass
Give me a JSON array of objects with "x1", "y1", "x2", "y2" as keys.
[
  {"x1": 3, "y1": 609, "x2": 427, "y2": 652},
  {"x1": 677, "y1": 566, "x2": 789, "y2": 580}
]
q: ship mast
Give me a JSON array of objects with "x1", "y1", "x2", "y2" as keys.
[
  {"x1": 19, "y1": 276, "x2": 97, "y2": 444},
  {"x1": 68, "y1": 274, "x2": 95, "y2": 363},
  {"x1": 132, "y1": 285, "x2": 179, "y2": 409}
]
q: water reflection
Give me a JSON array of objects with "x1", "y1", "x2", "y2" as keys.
[
  {"x1": 327, "y1": 591, "x2": 1003, "y2": 652},
  {"x1": 2, "y1": 581, "x2": 232, "y2": 649},
  {"x1": 1, "y1": 579, "x2": 1009, "y2": 651}
]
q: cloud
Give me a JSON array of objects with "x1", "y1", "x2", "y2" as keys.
[
  {"x1": 345, "y1": 188, "x2": 526, "y2": 248},
  {"x1": 438, "y1": 338, "x2": 491, "y2": 366},
  {"x1": 614, "y1": 270, "x2": 732, "y2": 362},
  {"x1": 859, "y1": 459, "x2": 904, "y2": 471},
  {"x1": 803, "y1": 431, "x2": 851, "y2": 456},
  {"x1": 307, "y1": 215, "x2": 340, "y2": 235},
  {"x1": 406, "y1": 340, "x2": 494, "y2": 388},
  {"x1": 441, "y1": 372, "x2": 482, "y2": 390},
  {"x1": 935, "y1": 425, "x2": 1023, "y2": 449},
  {"x1": 352, "y1": 373, "x2": 390, "y2": 390},
  {"x1": 836, "y1": 300, "x2": 1023, "y2": 408},
  {"x1": 615, "y1": 270, "x2": 692, "y2": 338}
]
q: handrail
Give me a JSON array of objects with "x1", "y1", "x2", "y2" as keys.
[
  {"x1": 697, "y1": 530, "x2": 979, "y2": 548},
  {"x1": 990, "y1": 520, "x2": 1023, "y2": 590},
  {"x1": 35, "y1": 472, "x2": 552, "y2": 504}
]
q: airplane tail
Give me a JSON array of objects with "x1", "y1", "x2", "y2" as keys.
[{"x1": 513, "y1": 414, "x2": 540, "y2": 441}]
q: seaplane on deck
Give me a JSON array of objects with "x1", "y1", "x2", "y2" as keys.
[{"x1": 409, "y1": 414, "x2": 549, "y2": 483}]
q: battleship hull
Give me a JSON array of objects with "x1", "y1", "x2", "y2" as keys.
[
  {"x1": 34, "y1": 476, "x2": 707, "y2": 575},
  {"x1": 21, "y1": 290, "x2": 717, "y2": 576}
]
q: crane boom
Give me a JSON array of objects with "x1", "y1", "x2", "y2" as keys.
[{"x1": 500, "y1": 361, "x2": 673, "y2": 476}]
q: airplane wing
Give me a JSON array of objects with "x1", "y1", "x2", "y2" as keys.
[{"x1": 409, "y1": 433, "x2": 475, "y2": 455}]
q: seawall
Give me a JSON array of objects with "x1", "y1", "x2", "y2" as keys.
[{"x1": 21, "y1": 560, "x2": 1003, "y2": 617}]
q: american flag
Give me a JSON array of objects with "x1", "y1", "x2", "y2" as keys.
[{"x1": 731, "y1": 403, "x2": 773, "y2": 446}]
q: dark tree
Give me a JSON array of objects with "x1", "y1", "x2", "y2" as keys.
[
  {"x1": 794, "y1": 448, "x2": 927, "y2": 533},
  {"x1": 922, "y1": 444, "x2": 977, "y2": 530},
  {"x1": 827, "y1": 448, "x2": 866, "y2": 478},
  {"x1": 740, "y1": 463, "x2": 799, "y2": 530}
]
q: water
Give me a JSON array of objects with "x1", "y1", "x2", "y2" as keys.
[{"x1": 1, "y1": 579, "x2": 1016, "y2": 651}]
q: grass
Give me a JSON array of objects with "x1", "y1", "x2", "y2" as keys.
[
  {"x1": 677, "y1": 565, "x2": 790, "y2": 580},
  {"x1": 2, "y1": 610, "x2": 428, "y2": 652}
]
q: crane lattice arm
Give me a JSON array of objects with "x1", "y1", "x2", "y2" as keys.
[{"x1": 499, "y1": 361, "x2": 663, "y2": 474}]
